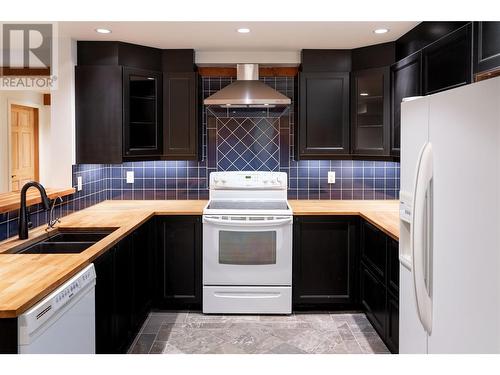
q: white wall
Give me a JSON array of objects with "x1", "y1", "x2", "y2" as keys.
[
  {"x1": 0, "y1": 36, "x2": 76, "y2": 193},
  {"x1": 48, "y1": 35, "x2": 77, "y2": 187}
]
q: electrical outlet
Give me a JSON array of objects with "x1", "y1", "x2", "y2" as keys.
[
  {"x1": 126, "y1": 171, "x2": 134, "y2": 184},
  {"x1": 328, "y1": 171, "x2": 336, "y2": 184},
  {"x1": 77, "y1": 176, "x2": 83, "y2": 191}
]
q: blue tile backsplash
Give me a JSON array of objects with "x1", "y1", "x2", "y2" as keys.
[{"x1": 0, "y1": 76, "x2": 399, "y2": 242}]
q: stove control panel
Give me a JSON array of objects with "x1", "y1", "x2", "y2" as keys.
[{"x1": 210, "y1": 171, "x2": 287, "y2": 190}]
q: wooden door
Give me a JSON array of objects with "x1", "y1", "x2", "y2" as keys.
[{"x1": 10, "y1": 105, "x2": 38, "y2": 191}]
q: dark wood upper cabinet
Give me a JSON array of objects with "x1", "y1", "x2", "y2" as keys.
[
  {"x1": 297, "y1": 72, "x2": 350, "y2": 159},
  {"x1": 123, "y1": 67, "x2": 163, "y2": 158},
  {"x1": 75, "y1": 65, "x2": 123, "y2": 164},
  {"x1": 473, "y1": 22, "x2": 500, "y2": 76},
  {"x1": 293, "y1": 216, "x2": 358, "y2": 307},
  {"x1": 390, "y1": 52, "x2": 422, "y2": 157},
  {"x1": 351, "y1": 67, "x2": 390, "y2": 156},
  {"x1": 76, "y1": 43, "x2": 199, "y2": 163},
  {"x1": 163, "y1": 72, "x2": 199, "y2": 160},
  {"x1": 422, "y1": 23, "x2": 473, "y2": 95}
]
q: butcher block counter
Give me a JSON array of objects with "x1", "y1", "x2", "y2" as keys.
[{"x1": 0, "y1": 199, "x2": 398, "y2": 318}]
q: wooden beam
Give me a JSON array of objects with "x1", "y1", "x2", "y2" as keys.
[
  {"x1": 198, "y1": 66, "x2": 298, "y2": 77},
  {"x1": 43, "y1": 94, "x2": 51, "y2": 106},
  {"x1": 475, "y1": 68, "x2": 500, "y2": 82},
  {"x1": 1, "y1": 67, "x2": 51, "y2": 76}
]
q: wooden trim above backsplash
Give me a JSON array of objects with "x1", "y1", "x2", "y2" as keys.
[
  {"x1": 475, "y1": 67, "x2": 500, "y2": 82},
  {"x1": 198, "y1": 66, "x2": 299, "y2": 77}
]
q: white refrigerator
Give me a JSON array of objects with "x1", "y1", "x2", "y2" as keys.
[{"x1": 399, "y1": 76, "x2": 500, "y2": 353}]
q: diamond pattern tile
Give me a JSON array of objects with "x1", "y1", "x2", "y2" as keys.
[{"x1": 216, "y1": 117, "x2": 280, "y2": 172}]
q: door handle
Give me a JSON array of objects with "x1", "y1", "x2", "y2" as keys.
[{"x1": 411, "y1": 142, "x2": 433, "y2": 335}]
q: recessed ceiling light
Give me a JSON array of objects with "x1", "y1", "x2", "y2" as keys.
[
  {"x1": 373, "y1": 28, "x2": 389, "y2": 34},
  {"x1": 360, "y1": 92, "x2": 369, "y2": 96},
  {"x1": 237, "y1": 28, "x2": 250, "y2": 34},
  {"x1": 95, "y1": 28, "x2": 112, "y2": 34}
]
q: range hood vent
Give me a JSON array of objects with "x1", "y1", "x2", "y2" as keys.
[{"x1": 203, "y1": 64, "x2": 291, "y2": 108}]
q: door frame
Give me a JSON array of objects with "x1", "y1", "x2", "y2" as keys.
[{"x1": 7, "y1": 100, "x2": 41, "y2": 192}]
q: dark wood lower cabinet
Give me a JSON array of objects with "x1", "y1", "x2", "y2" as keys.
[
  {"x1": 94, "y1": 220, "x2": 154, "y2": 354},
  {"x1": 293, "y1": 216, "x2": 358, "y2": 308},
  {"x1": 386, "y1": 292, "x2": 399, "y2": 353},
  {"x1": 359, "y1": 221, "x2": 399, "y2": 354},
  {"x1": 156, "y1": 216, "x2": 202, "y2": 309},
  {"x1": 360, "y1": 263, "x2": 387, "y2": 334}
]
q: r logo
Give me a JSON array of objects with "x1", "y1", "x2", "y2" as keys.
[{"x1": 2, "y1": 23, "x2": 52, "y2": 70}]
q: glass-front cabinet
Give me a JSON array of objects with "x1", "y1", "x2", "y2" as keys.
[
  {"x1": 123, "y1": 67, "x2": 162, "y2": 157},
  {"x1": 351, "y1": 67, "x2": 390, "y2": 156}
]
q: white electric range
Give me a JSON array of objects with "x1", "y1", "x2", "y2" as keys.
[{"x1": 202, "y1": 171, "x2": 292, "y2": 314}]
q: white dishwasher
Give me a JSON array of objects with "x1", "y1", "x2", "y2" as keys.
[{"x1": 18, "y1": 264, "x2": 96, "y2": 354}]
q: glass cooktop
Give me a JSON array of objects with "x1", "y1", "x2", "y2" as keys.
[{"x1": 207, "y1": 201, "x2": 289, "y2": 210}]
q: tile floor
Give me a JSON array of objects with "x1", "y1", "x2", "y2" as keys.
[{"x1": 128, "y1": 311, "x2": 390, "y2": 354}]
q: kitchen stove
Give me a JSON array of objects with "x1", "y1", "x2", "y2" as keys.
[{"x1": 202, "y1": 171, "x2": 292, "y2": 314}]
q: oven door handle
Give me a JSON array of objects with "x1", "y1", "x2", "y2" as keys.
[{"x1": 203, "y1": 216, "x2": 293, "y2": 227}]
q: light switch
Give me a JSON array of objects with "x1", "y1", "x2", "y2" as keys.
[
  {"x1": 126, "y1": 171, "x2": 134, "y2": 184},
  {"x1": 328, "y1": 171, "x2": 336, "y2": 184},
  {"x1": 77, "y1": 176, "x2": 83, "y2": 191}
]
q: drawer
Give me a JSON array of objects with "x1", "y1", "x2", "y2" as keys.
[{"x1": 203, "y1": 286, "x2": 292, "y2": 314}]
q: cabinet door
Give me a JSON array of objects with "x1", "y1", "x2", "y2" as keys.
[
  {"x1": 360, "y1": 263, "x2": 386, "y2": 335},
  {"x1": 360, "y1": 221, "x2": 387, "y2": 280},
  {"x1": 390, "y1": 52, "x2": 422, "y2": 156},
  {"x1": 163, "y1": 72, "x2": 200, "y2": 160},
  {"x1": 75, "y1": 65, "x2": 123, "y2": 164},
  {"x1": 297, "y1": 72, "x2": 350, "y2": 159},
  {"x1": 293, "y1": 216, "x2": 357, "y2": 306},
  {"x1": 351, "y1": 67, "x2": 390, "y2": 156},
  {"x1": 473, "y1": 22, "x2": 500, "y2": 75},
  {"x1": 123, "y1": 67, "x2": 163, "y2": 158},
  {"x1": 94, "y1": 246, "x2": 115, "y2": 354},
  {"x1": 387, "y1": 238, "x2": 399, "y2": 297},
  {"x1": 132, "y1": 222, "x2": 153, "y2": 330},
  {"x1": 113, "y1": 236, "x2": 134, "y2": 353},
  {"x1": 386, "y1": 292, "x2": 399, "y2": 354},
  {"x1": 422, "y1": 23, "x2": 472, "y2": 95},
  {"x1": 157, "y1": 216, "x2": 202, "y2": 308}
]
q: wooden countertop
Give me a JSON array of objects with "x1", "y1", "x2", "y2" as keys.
[
  {"x1": 0, "y1": 199, "x2": 398, "y2": 318},
  {"x1": 0, "y1": 187, "x2": 76, "y2": 214},
  {"x1": 288, "y1": 200, "x2": 399, "y2": 241}
]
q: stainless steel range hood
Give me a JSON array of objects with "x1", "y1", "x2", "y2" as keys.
[{"x1": 203, "y1": 64, "x2": 291, "y2": 107}]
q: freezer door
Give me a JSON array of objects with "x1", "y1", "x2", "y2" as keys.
[
  {"x1": 427, "y1": 77, "x2": 500, "y2": 353},
  {"x1": 399, "y1": 96, "x2": 430, "y2": 353}
]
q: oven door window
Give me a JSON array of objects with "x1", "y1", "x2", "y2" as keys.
[{"x1": 219, "y1": 231, "x2": 277, "y2": 265}]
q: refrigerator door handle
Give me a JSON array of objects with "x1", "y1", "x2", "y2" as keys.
[{"x1": 411, "y1": 142, "x2": 433, "y2": 335}]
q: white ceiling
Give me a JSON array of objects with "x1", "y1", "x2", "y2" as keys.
[{"x1": 60, "y1": 21, "x2": 419, "y2": 51}]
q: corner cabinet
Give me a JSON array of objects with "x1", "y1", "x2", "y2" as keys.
[
  {"x1": 293, "y1": 216, "x2": 358, "y2": 307},
  {"x1": 351, "y1": 67, "x2": 390, "y2": 156},
  {"x1": 390, "y1": 52, "x2": 422, "y2": 157},
  {"x1": 163, "y1": 72, "x2": 200, "y2": 160},
  {"x1": 473, "y1": 22, "x2": 500, "y2": 77},
  {"x1": 75, "y1": 42, "x2": 200, "y2": 163},
  {"x1": 296, "y1": 72, "x2": 350, "y2": 159}
]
